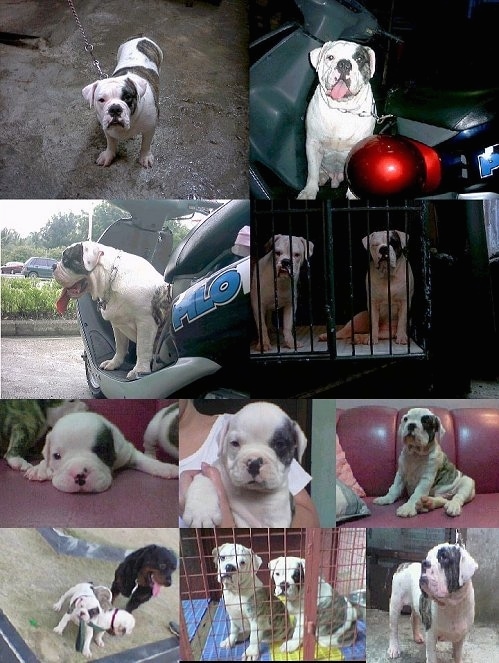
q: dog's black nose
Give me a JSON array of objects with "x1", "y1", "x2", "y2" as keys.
[
  {"x1": 108, "y1": 104, "x2": 123, "y2": 117},
  {"x1": 379, "y1": 245, "x2": 389, "y2": 256},
  {"x1": 225, "y1": 564, "x2": 237, "y2": 573},
  {"x1": 281, "y1": 258, "x2": 291, "y2": 268},
  {"x1": 407, "y1": 422, "x2": 416, "y2": 432},
  {"x1": 421, "y1": 560, "x2": 430, "y2": 571},
  {"x1": 74, "y1": 473, "x2": 87, "y2": 486},
  {"x1": 247, "y1": 458, "x2": 264, "y2": 477},
  {"x1": 337, "y1": 58, "x2": 352, "y2": 75},
  {"x1": 279, "y1": 582, "x2": 288, "y2": 590}
]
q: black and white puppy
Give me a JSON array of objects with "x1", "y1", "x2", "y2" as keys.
[
  {"x1": 53, "y1": 582, "x2": 135, "y2": 659},
  {"x1": 82, "y1": 36, "x2": 163, "y2": 167},
  {"x1": 374, "y1": 407, "x2": 475, "y2": 517},
  {"x1": 183, "y1": 402, "x2": 308, "y2": 527},
  {"x1": 388, "y1": 544, "x2": 478, "y2": 663},
  {"x1": 269, "y1": 556, "x2": 358, "y2": 653},
  {"x1": 25, "y1": 412, "x2": 178, "y2": 493},
  {"x1": 213, "y1": 543, "x2": 292, "y2": 661},
  {"x1": 53, "y1": 241, "x2": 172, "y2": 380}
]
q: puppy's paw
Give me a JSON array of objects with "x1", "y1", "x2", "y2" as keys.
[
  {"x1": 387, "y1": 644, "x2": 401, "y2": 658},
  {"x1": 283, "y1": 337, "x2": 303, "y2": 349},
  {"x1": 6, "y1": 456, "x2": 32, "y2": 472},
  {"x1": 25, "y1": 463, "x2": 51, "y2": 482},
  {"x1": 96, "y1": 149, "x2": 116, "y2": 167},
  {"x1": 139, "y1": 152, "x2": 154, "y2": 168},
  {"x1": 99, "y1": 358, "x2": 121, "y2": 371},
  {"x1": 281, "y1": 639, "x2": 301, "y2": 653},
  {"x1": 220, "y1": 636, "x2": 235, "y2": 649},
  {"x1": 444, "y1": 500, "x2": 462, "y2": 517},
  {"x1": 53, "y1": 626, "x2": 64, "y2": 635},
  {"x1": 396, "y1": 503, "x2": 417, "y2": 518},
  {"x1": 53, "y1": 601, "x2": 63, "y2": 612},
  {"x1": 297, "y1": 187, "x2": 318, "y2": 200},
  {"x1": 373, "y1": 495, "x2": 392, "y2": 505},
  {"x1": 396, "y1": 334, "x2": 408, "y2": 345},
  {"x1": 183, "y1": 507, "x2": 222, "y2": 528},
  {"x1": 242, "y1": 645, "x2": 260, "y2": 661},
  {"x1": 82, "y1": 648, "x2": 93, "y2": 659}
]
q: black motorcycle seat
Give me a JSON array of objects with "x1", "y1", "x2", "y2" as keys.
[{"x1": 386, "y1": 85, "x2": 499, "y2": 131}]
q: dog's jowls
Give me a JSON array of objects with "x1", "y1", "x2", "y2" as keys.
[
  {"x1": 297, "y1": 40, "x2": 376, "y2": 200},
  {"x1": 387, "y1": 544, "x2": 477, "y2": 663},
  {"x1": 251, "y1": 234, "x2": 314, "y2": 352},
  {"x1": 374, "y1": 407, "x2": 475, "y2": 517}
]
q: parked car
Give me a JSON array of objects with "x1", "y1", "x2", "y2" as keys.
[
  {"x1": 21, "y1": 257, "x2": 57, "y2": 278},
  {"x1": 1, "y1": 261, "x2": 24, "y2": 274}
]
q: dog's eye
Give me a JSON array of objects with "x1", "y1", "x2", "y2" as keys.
[
  {"x1": 219, "y1": 556, "x2": 225, "y2": 561},
  {"x1": 403, "y1": 416, "x2": 408, "y2": 422},
  {"x1": 52, "y1": 452, "x2": 61, "y2": 460},
  {"x1": 275, "y1": 250, "x2": 282, "y2": 257},
  {"x1": 97, "y1": 97, "x2": 105, "y2": 103},
  {"x1": 239, "y1": 560, "x2": 246, "y2": 566},
  {"x1": 274, "y1": 572, "x2": 280, "y2": 577},
  {"x1": 230, "y1": 440, "x2": 240, "y2": 448},
  {"x1": 326, "y1": 54, "x2": 335, "y2": 61}
]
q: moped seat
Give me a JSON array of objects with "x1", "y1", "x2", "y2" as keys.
[{"x1": 386, "y1": 85, "x2": 499, "y2": 131}]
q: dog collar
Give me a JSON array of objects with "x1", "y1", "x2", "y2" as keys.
[
  {"x1": 110, "y1": 608, "x2": 120, "y2": 632},
  {"x1": 97, "y1": 251, "x2": 121, "y2": 311}
]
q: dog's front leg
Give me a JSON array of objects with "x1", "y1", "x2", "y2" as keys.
[
  {"x1": 25, "y1": 459, "x2": 53, "y2": 482},
  {"x1": 373, "y1": 470, "x2": 405, "y2": 506},
  {"x1": 99, "y1": 325, "x2": 129, "y2": 373},
  {"x1": 220, "y1": 618, "x2": 242, "y2": 649},
  {"x1": 395, "y1": 300, "x2": 408, "y2": 345},
  {"x1": 280, "y1": 613, "x2": 303, "y2": 653},
  {"x1": 96, "y1": 135, "x2": 119, "y2": 167},
  {"x1": 128, "y1": 318, "x2": 157, "y2": 379},
  {"x1": 82, "y1": 625, "x2": 94, "y2": 659},
  {"x1": 138, "y1": 128, "x2": 155, "y2": 168},
  {"x1": 424, "y1": 625, "x2": 438, "y2": 663},
  {"x1": 243, "y1": 619, "x2": 262, "y2": 661},
  {"x1": 398, "y1": 476, "x2": 436, "y2": 517},
  {"x1": 282, "y1": 304, "x2": 302, "y2": 349},
  {"x1": 53, "y1": 613, "x2": 72, "y2": 635},
  {"x1": 452, "y1": 636, "x2": 466, "y2": 663},
  {"x1": 182, "y1": 474, "x2": 222, "y2": 527},
  {"x1": 297, "y1": 138, "x2": 322, "y2": 200}
]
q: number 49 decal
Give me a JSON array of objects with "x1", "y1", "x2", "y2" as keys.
[{"x1": 478, "y1": 144, "x2": 499, "y2": 178}]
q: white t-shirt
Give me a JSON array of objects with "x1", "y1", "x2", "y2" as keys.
[{"x1": 180, "y1": 413, "x2": 312, "y2": 526}]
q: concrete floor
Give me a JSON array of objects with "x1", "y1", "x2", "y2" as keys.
[
  {"x1": 0, "y1": 0, "x2": 248, "y2": 199},
  {"x1": 367, "y1": 609, "x2": 498, "y2": 663}
]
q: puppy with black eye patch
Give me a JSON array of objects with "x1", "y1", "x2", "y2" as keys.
[
  {"x1": 25, "y1": 411, "x2": 178, "y2": 493},
  {"x1": 374, "y1": 407, "x2": 475, "y2": 517},
  {"x1": 183, "y1": 402, "x2": 308, "y2": 527}
]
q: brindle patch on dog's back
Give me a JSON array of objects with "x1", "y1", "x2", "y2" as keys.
[{"x1": 136, "y1": 38, "x2": 163, "y2": 69}]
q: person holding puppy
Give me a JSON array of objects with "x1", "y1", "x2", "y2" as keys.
[{"x1": 179, "y1": 400, "x2": 319, "y2": 527}]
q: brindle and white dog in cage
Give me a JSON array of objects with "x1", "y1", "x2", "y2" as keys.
[
  {"x1": 252, "y1": 234, "x2": 314, "y2": 352},
  {"x1": 213, "y1": 543, "x2": 293, "y2": 661},
  {"x1": 320, "y1": 229, "x2": 413, "y2": 345},
  {"x1": 269, "y1": 556, "x2": 358, "y2": 653}
]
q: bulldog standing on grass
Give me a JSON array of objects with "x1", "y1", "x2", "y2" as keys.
[{"x1": 82, "y1": 36, "x2": 163, "y2": 167}]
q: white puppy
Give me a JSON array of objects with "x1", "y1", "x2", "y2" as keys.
[
  {"x1": 269, "y1": 556, "x2": 358, "y2": 653},
  {"x1": 143, "y1": 403, "x2": 179, "y2": 459},
  {"x1": 213, "y1": 543, "x2": 292, "y2": 661},
  {"x1": 53, "y1": 582, "x2": 135, "y2": 659},
  {"x1": 374, "y1": 408, "x2": 475, "y2": 517},
  {"x1": 183, "y1": 402, "x2": 307, "y2": 527},
  {"x1": 251, "y1": 234, "x2": 314, "y2": 352},
  {"x1": 53, "y1": 241, "x2": 172, "y2": 380},
  {"x1": 387, "y1": 544, "x2": 477, "y2": 663},
  {"x1": 297, "y1": 40, "x2": 376, "y2": 199},
  {"x1": 82, "y1": 36, "x2": 163, "y2": 167},
  {"x1": 25, "y1": 411, "x2": 178, "y2": 493}
]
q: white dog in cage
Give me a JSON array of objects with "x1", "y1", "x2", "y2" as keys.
[
  {"x1": 269, "y1": 556, "x2": 358, "y2": 653},
  {"x1": 252, "y1": 234, "x2": 314, "y2": 352},
  {"x1": 213, "y1": 543, "x2": 293, "y2": 661}
]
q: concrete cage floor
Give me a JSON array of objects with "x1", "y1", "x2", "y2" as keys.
[{"x1": 0, "y1": 0, "x2": 248, "y2": 199}]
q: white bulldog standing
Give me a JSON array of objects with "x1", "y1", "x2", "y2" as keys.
[
  {"x1": 82, "y1": 36, "x2": 163, "y2": 167},
  {"x1": 297, "y1": 40, "x2": 376, "y2": 200}
]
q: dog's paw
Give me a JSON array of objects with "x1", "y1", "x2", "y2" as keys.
[
  {"x1": 396, "y1": 334, "x2": 408, "y2": 345},
  {"x1": 396, "y1": 503, "x2": 417, "y2": 518},
  {"x1": 373, "y1": 495, "x2": 392, "y2": 505},
  {"x1": 387, "y1": 644, "x2": 401, "y2": 658},
  {"x1": 53, "y1": 626, "x2": 64, "y2": 635},
  {"x1": 139, "y1": 152, "x2": 154, "y2": 168},
  {"x1": 53, "y1": 601, "x2": 63, "y2": 612},
  {"x1": 25, "y1": 463, "x2": 51, "y2": 482},
  {"x1": 444, "y1": 500, "x2": 462, "y2": 517},
  {"x1": 6, "y1": 456, "x2": 32, "y2": 472},
  {"x1": 99, "y1": 358, "x2": 121, "y2": 371},
  {"x1": 242, "y1": 645, "x2": 260, "y2": 661},
  {"x1": 220, "y1": 636, "x2": 235, "y2": 649},
  {"x1": 297, "y1": 187, "x2": 318, "y2": 200},
  {"x1": 280, "y1": 639, "x2": 301, "y2": 653},
  {"x1": 96, "y1": 149, "x2": 116, "y2": 167},
  {"x1": 183, "y1": 503, "x2": 222, "y2": 528}
]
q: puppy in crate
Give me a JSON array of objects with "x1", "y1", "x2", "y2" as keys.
[
  {"x1": 269, "y1": 556, "x2": 359, "y2": 654},
  {"x1": 213, "y1": 543, "x2": 293, "y2": 661}
]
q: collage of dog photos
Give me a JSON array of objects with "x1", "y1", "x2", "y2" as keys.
[{"x1": 1, "y1": 0, "x2": 499, "y2": 662}]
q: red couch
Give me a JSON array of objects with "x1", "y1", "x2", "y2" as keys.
[
  {"x1": 0, "y1": 399, "x2": 178, "y2": 527},
  {"x1": 336, "y1": 406, "x2": 499, "y2": 527}
]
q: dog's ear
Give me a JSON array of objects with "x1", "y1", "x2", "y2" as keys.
[
  {"x1": 268, "y1": 558, "x2": 279, "y2": 573},
  {"x1": 252, "y1": 552, "x2": 263, "y2": 572},
  {"x1": 293, "y1": 422, "x2": 308, "y2": 463},
  {"x1": 306, "y1": 240, "x2": 314, "y2": 258},
  {"x1": 264, "y1": 235, "x2": 281, "y2": 254},
  {"x1": 362, "y1": 235, "x2": 369, "y2": 251},
  {"x1": 434, "y1": 415, "x2": 445, "y2": 438},
  {"x1": 82, "y1": 242, "x2": 104, "y2": 272},
  {"x1": 309, "y1": 46, "x2": 325, "y2": 71},
  {"x1": 212, "y1": 547, "x2": 220, "y2": 563},
  {"x1": 82, "y1": 82, "x2": 98, "y2": 107},
  {"x1": 394, "y1": 230, "x2": 409, "y2": 248},
  {"x1": 365, "y1": 45, "x2": 376, "y2": 78},
  {"x1": 458, "y1": 548, "x2": 478, "y2": 585}
]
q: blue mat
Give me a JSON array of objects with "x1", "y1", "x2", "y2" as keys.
[
  {"x1": 201, "y1": 600, "x2": 271, "y2": 661},
  {"x1": 182, "y1": 599, "x2": 210, "y2": 641}
]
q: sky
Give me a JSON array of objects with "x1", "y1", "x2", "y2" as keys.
[{"x1": 0, "y1": 200, "x2": 102, "y2": 237}]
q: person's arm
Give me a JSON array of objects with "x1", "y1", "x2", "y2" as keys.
[{"x1": 291, "y1": 488, "x2": 321, "y2": 527}]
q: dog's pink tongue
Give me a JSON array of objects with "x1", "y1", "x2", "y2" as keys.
[
  {"x1": 329, "y1": 80, "x2": 350, "y2": 100},
  {"x1": 152, "y1": 580, "x2": 161, "y2": 597},
  {"x1": 56, "y1": 289, "x2": 70, "y2": 315}
]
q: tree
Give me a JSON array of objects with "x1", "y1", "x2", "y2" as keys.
[
  {"x1": 1, "y1": 228, "x2": 21, "y2": 246},
  {"x1": 38, "y1": 213, "x2": 85, "y2": 248}
]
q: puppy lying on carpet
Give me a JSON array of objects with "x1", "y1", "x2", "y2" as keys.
[{"x1": 25, "y1": 411, "x2": 178, "y2": 492}]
